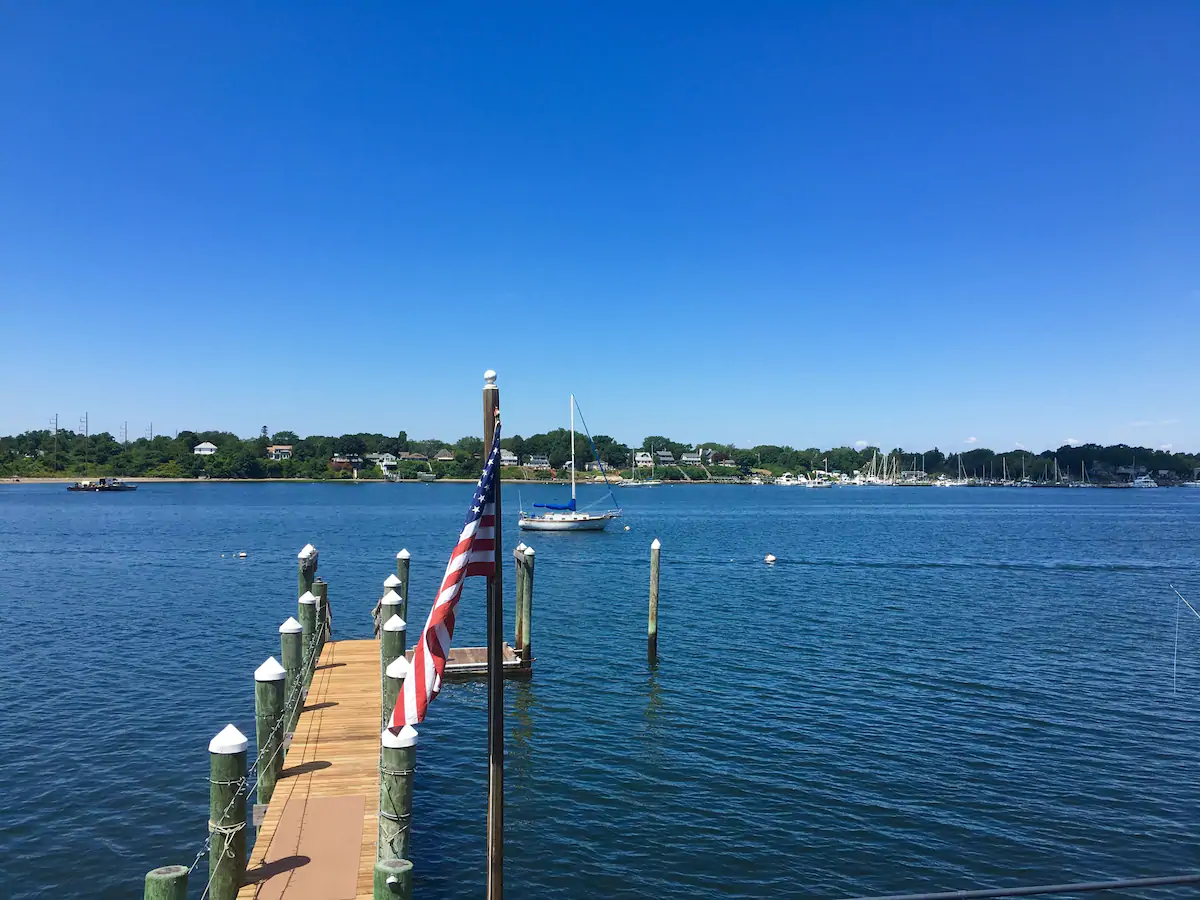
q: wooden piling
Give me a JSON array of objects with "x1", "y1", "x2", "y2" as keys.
[
  {"x1": 520, "y1": 546, "x2": 535, "y2": 665},
  {"x1": 278, "y1": 617, "x2": 302, "y2": 730},
  {"x1": 253, "y1": 657, "x2": 286, "y2": 805},
  {"x1": 378, "y1": 726, "x2": 418, "y2": 862},
  {"x1": 648, "y1": 538, "x2": 661, "y2": 665},
  {"x1": 312, "y1": 578, "x2": 330, "y2": 649},
  {"x1": 513, "y1": 543, "x2": 527, "y2": 653},
  {"x1": 298, "y1": 591, "x2": 318, "y2": 686},
  {"x1": 208, "y1": 724, "x2": 248, "y2": 900},
  {"x1": 383, "y1": 656, "x2": 409, "y2": 728},
  {"x1": 379, "y1": 584, "x2": 402, "y2": 667},
  {"x1": 395, "y1": 549, "x2": 410, "y2": 622},
  {"x1": 297, "y1": 543, "x2": 318, "y2": 598},
  {"x1": 143, "y1": 865, "x2": 187, "y2": 900},
  {"x1": 373, "y1": 858, "x2": 414, "y2": 900},
  {"x1": 381, "y1": 613, "x2": 407, "y2": 699}
]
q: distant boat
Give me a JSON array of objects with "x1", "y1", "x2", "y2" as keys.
[
  {"x1": 1131, "y1": 474, "x2": 1159, "y2": 489},
  {"x1": 519, "y1": 395, "x2": 621, "y2": 532},
  {"x1": 68, "y1": 477, "x2": 137, "y2": 492},
  {"x1": 619, "y1": 450, "x2": 661, "y2": 487}
]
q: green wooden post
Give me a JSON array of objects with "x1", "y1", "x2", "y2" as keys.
[
  {"x1": 298, "y1": 591, "x2": 318, "y2": 687},
  {"x1": 513, "y1": 543, "x2": 527, "y2": 654},
  {"x1": 254, "y1": 657, "x2": 286, "y2": 806},
  {"x1": 313, "y1": 578, "x2": 330, "y2": 649},
  {"x1": 379, "y1": 575, "x2": 401, "y2": 635},
  {"x1": 383, "y1": 656, "x2": 408, "y2": 729},
  {"x1": 208, "y1": 725, "x2": 248, "y2": 900},
  {"x1": 279, "y1": 616, "x2": 303, "y2": 731},
  {"x1": 143, "y1": 865, "x2": 188, "y2": 899},
  {"x1": 381, "y1": 613, "x2": 406, "y2": 700},
  {"x1": 297, "y1": 543, "x2": 318, "y2": 598},
  {"x1": 378, "y1": 725, "x2": 418, "y2": 862},
  {"x1": 520, "y1": 545, "x2": 535, "y2": 666},
  {"x1": 648, "y1": 538, "x2": 661, "y2": 665},
  {"x1": 396, "y1": 549, "x2": 410, "y2": 622},
  {"x1": 379, "y1": 587, "x2": 401, "y2": 683},
  {"x1": 373, "y1": 858, "x2": 413, "y2": 900}
]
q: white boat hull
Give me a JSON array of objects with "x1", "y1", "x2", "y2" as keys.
[{"x1": 518, "y1": 513, "x2": 618, "y2": 531}]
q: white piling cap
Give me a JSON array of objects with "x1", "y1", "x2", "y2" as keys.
[
  {"x1": 382, "y1": 724, "x2": 419, "y2": 748},
  {"x1": 483, "y1": 369, "x2": 497, "y2": 386},
  {"x1": 523, "y1": 545, "x2": 535, "y2": 557},
  {"x1": 298, "y1": 543, "x2": 317, "y2": 560},
  {"x1": 384, "y1": 614, "x2": 407, "y2": 632},
  {"x1": 255, "y1": 656, "x2": 287, "y2": 682},
  {"x1": 381, "y1": 588, "x2": 401, "y2": 606},
  {"x1": 299, "y1": 590, "x2": 317, "y2": 606},
  {"x1": 384, "y1": 574, "x2": 402, "y2": 588},
  {"x1": 279, "y1": 616, "x2": 302, "y2": 634},
  {"x1": 516, "y1": 541, "x2": 527, "y2": 552},
  {"x1": 209, "y1": 724, "x2": 249, "y2": 755},
  {"x1": 651, "y1": 538, "x2": 661, "y2": 550},
  {"x1": 397, "y1": 549, "x2": 410, "y2": 560},
  {"x1": 386, "y1": 656, "x2": 410, "y2": 679}
]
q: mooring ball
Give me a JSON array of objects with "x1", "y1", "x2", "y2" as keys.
[{"x1": 764, "y1": 554, "x2": 777, "y2": 564}]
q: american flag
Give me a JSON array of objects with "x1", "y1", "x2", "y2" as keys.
[{"x1": 388, "y1": 421, "x2": 501, "y2": 729}]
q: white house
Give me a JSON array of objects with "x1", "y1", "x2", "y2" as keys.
[
  {"x1": 526, "y1": 454, "x2": 551, "y2": 470},
  {"x1": 585, "y1": 461, "x2": 606, "y2": 472},
  {"x1": 266, "y1": 444, "x2": 293, "y2": 461},
  {"x1": 193, "y1": 441, "x2": 218, "y2": 456},
  {"x1": 500, "y1": 449, "x2": 518, "y2": 467},
  {"x1": 634, "y1": 452, "x2": 654, "y2": 468},
  {"x1": 680, "y1": 451, "x2": 703, "y2": 467}
]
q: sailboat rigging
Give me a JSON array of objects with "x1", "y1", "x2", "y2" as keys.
[{"x1": 518, "y1": 395, "x2": 622, "y2": 531}]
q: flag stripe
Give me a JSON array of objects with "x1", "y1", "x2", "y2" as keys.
[{"x1": 388, "y1": 427, "x2": 501, "y2": 729}]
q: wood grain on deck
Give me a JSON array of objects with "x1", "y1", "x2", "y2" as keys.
[
  {"x1": 238, "y1": 639, "x2": 382, "y2": 900},
  {"x1": 237, "y1": 637, "x2": 525, "y2": 899}
]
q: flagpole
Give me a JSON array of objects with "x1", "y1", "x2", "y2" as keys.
[{"x1": 482, "y1": 369, "x2": 504, "y2": 900}]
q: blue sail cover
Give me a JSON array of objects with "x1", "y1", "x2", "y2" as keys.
[{"x1": 533, "y1": 498, "x2": 576, "y2": 511}]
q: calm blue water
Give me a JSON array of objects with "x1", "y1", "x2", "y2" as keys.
[{"x1": 3, "y1": 483, "x2": 1200, "y2": 899}]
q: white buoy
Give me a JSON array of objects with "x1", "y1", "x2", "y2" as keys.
[
  {"x1": 764, "y1": 554, "x2": 777, "y2": 565},
  {"x1": 624, "y1": 525, "x2": 630, "y2": 531},
  {"x1": 238, "y1": 551, "x2": 247, "y2": 558}
]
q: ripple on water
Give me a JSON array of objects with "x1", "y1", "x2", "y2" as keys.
[{"x1": 3, "y1": 484, "x2": 1200, "y2": 898}]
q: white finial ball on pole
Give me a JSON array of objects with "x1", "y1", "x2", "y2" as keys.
[{"x1": 484, "y1": 369, "x2": 497, "y2": 386}]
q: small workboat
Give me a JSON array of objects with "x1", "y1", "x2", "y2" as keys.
[{"x1": 67, "y1": 477, "x2": 137, "y2": 492}]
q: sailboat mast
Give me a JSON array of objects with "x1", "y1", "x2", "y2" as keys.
[{"x1": 570, "y1": 394, "x2": 576, "y2": 502}]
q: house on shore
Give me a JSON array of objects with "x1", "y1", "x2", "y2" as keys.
[
  {"x1": 655, "y1": 449, "x2": 676, "y2": 466},
  {"x1": 634, "y1": 452, "x2": 654, "y2": 468},
  {"x1": 526, "y1": 454, "x2": 551, "y2": 470},
  {"x1": 193, "y1": 441, "x2": 217, "y2": 456},
  {"x1": 680, "y1": 451, "x2": 703, "y2": 467},
  {"x1": 267, "y1": 444, "x2": 293, "y2": 461},
  {"x1": 500, "y1": 449, "x2": 519, "y2": 467},
  {"x1": 434, "y1": 449, "x2": 455, "y2": 463}
]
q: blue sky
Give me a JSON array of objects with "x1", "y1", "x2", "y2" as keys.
[{"x1": 2, "y1": 3, "x2": 1197, "y2": 453}]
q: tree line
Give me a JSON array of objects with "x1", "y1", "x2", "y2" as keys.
[{"x1": 2, "y1": 426, "x2": 1198, "y2": 482}]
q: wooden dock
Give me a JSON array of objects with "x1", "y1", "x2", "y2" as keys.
[{"x1": 237, "y1": 637, "x2": 526, "y2": 900}]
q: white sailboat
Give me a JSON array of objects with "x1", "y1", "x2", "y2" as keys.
[
  {"x1": 620, "y1": 450, "x2": 662, "y2": 487},
  {"x1": 518, "y1": 395, "x2": 622, "y2": 531}
]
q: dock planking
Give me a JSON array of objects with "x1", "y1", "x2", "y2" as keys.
[{"x1": 237, "y1": 637, "x2": 525, "y2": 899}]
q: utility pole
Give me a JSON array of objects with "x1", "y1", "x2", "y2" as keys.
[{"x1": 50, "y1": 415, "x2": 58, "y2": 472}]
